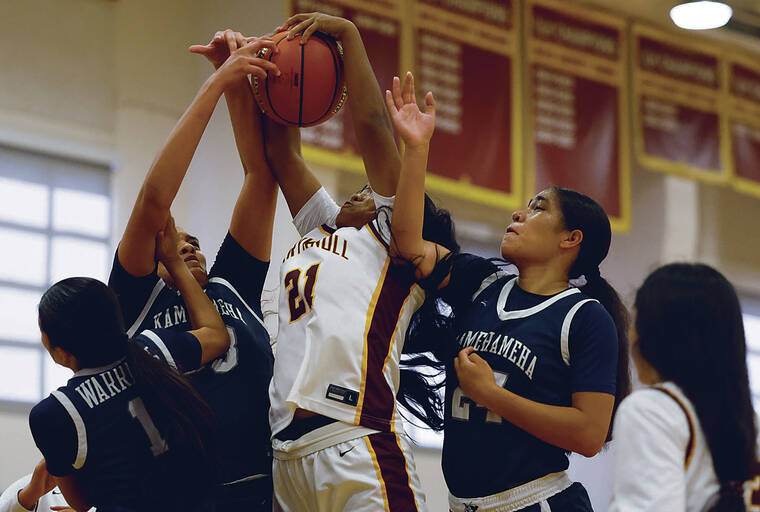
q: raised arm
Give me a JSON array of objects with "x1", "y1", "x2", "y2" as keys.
[
  {"x1": 155, "y1": 216, "x2": 230, "y2": 364},
  {"x1": 263, "y1": 116, "x2": 322, "y2": 217},
  {"x1": 281, "y1": 13, "x2": 401, "y2": 196},
  {"x1": 118, "y1": 38, "x2": 279, "y2": 276},
  {"x1": 190, "y1": 30, "x2": 279, "y2": 261},
  {"x1": 384, "y1": 72, "x2": 449, "y2": 281}
]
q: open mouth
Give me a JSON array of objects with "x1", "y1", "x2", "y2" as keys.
[
  {"x1": 505, "y1": 226, "x2": 518, "y2": 235},
  {"x1": 184, "y1": 255, "x2": 199, "y2": 264}
]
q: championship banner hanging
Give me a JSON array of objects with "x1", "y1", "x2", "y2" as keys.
[
  {"x1": 525, "y1": 0, "x2": 630, "y2": 232},
  {"x1": 727, "y1": 55, "x2": 760, "y2": 198},
  {"x1": 632, "y1": 24, "x2": 728, "y2": 184},
  {"x1": 412, "y1": 0, "x2": 521, "y2": 209}
]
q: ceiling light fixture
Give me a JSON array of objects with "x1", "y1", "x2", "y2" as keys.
[{"x1": 669, "y1": 1, "x2": 733, "y2": 30}]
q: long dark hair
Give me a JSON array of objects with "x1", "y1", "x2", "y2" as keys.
[
  {"x1": 553, "y1": 186, "x2": 631, "y2": 440},
  {"x1": 635, "y1": 263, "x2": 756, "y2": 511},
  {"x1": 383, "y1": 194, "x2": 460, "y2": 431},
  {"x1": 38, "y1": 277, "x2": 218, "y2": 510}
]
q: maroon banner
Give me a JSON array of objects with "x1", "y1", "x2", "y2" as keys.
[
  {"x1": 729, "y1": 63, "x2": 760, "y2": 189},
  {"x1": 293, "y1": 0, "x2": 400, "y2": 156},
  {"x1": 732, "y1": 122, "x2": 760, "y2": 184},
  {"x1": 641, "y1": 96, "x2": 721, "y2": 171},
  {"x1": 528, "y1": 1, "x2": 626, "y2": 224},
  {"x1": 418, "y1": 0, "x2": 512, "y2": 29},
  {"x1": 638, "y1": 36, "x2": 719, "y2": 89},
  {"x1": 532, "y1": 5, "x2": 619, "y2": 60},
  {"x1": 533, "y1": 65, "x2": 621, "y2": 218},
  {"x1": 417, "y1": 30, "x2": 512, "y2": 194}
]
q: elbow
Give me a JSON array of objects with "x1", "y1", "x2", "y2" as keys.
[{"x1": 574, "y1": 433, "x2": 606, "y2": 458}]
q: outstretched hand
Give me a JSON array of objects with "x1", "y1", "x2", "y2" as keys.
[
  {"x1": 277, "y1": 12, "x2": 354, "y2": 44},
  {"x1": 190, "y1": 29, "x2": 252, "y2": 69},
  {"x1": 212, "y1": 38, "x2": 281, "y2": 89},
  {"x1": 384, "y1": 72, "x2": 436, "y2": 148}
]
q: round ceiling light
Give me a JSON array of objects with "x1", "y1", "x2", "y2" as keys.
[{"x1": 669, "y1": 1, "x2": 733, "y2": 30}]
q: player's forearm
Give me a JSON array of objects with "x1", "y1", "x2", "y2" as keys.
[
  {"x1": 164, "y1": 260, "x2": 225, "y2": 333},
  {"x1": 391, "y1": 144, "x2": 429, "y2": 260},
  {"x1": 340, "y1": 24, "x2": 400, "y2": 195},
  {"x1": 479, "y1": 387, "x2": 606, "y2": 457},
  {"x1": 140, "y1": 75, "x2": 225, "y2": 212},
  {"x1": 224, "y1": 78, "x2": 272, "y2": 180}
]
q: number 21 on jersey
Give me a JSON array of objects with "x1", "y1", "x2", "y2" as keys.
[
  {"x1": 452, "y1": 371, "x2": 509, "y2": 424},
  {"x1": 284, "y1": 263, "x2": 320, "y2": 323}
]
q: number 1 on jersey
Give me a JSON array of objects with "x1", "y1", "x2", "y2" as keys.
[
  {"x1": 284, "y1": 263, "x2": 321, "y2": 323},
  {"x1": 129, "y1": 397, "x2": 168, "y2": 456}
]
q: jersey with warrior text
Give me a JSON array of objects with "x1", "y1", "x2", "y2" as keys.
[
  {"x1": 439, "y1": 254, "x2": 618, "y2": 498},
  {"x1": 29, "y1": 329, "x2": 201, "y2": 510},
  {"x1": 269, "y1": 218, "x2": 425, "y2": 437},
  {"x1": 108, "y1": 232, "x2": 274, "y2": 483}
]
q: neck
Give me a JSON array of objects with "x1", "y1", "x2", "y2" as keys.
[{"x1": 515, "y1": 263, "x2": 569, "y2": 295}]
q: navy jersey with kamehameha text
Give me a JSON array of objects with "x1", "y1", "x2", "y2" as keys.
[
  {"x1": 108, "y1": 232, "x2": 274, "y2": 483},
  {"x1": 29, "y1": 329, "x2": 202, "y2": 511},
  {"x1": 439, "y1": 254, "x2": 618, "y2": 498}
]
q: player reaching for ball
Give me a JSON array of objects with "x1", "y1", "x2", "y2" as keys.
[
  {"x1": 386, "y1": 73, "x2": 631, "y2": 511},
  {"x1": 108, "y1": 32, "x2": 279, "y2": 510},
  {"x1": 264, "y1": 13, "x2": 457, "y2": 512}
]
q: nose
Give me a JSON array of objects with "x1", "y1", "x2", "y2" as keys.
[
  {"x1": 179, "y1": 242, "x2": 195, "y2": 255},
  {"x1": 350, "y1": 192, "x2": 363, "y2": 202},
  {"x1": 511, "y1": 209, "x2": 524, "y2": 222}
]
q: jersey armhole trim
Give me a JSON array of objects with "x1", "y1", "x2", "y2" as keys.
[
  {"x1": 471, "y1": 271, "x2": 511, "y2": 302},
  {"x1": 652, "y1": 386, "x2": 696, "y2": 469},
  {"x1": 207, "y1": 276, "x2": 266, "y2": 330},
  {"x1": 126, "y1": 279, "x2": 166, "y2": 337},
  {"x1": 367, "y1": 221, "x2": 390, "y2": 250},
  {"x1": 140, "y1": 330, "x2": 177, "y2": 370},
  {"x1": 560, "y1": 299, "x2": 598, "y2": 366},
  {"x1": 50, "y1": 390, "x2": 87, "y2": 470}
]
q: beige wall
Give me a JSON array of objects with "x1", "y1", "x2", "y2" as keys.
[{"x1": 1, "y1": 1, "x2": 759, "y2": 510}]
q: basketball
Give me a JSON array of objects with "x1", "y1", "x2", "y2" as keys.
[{"x1": 253, "y1": 31, "x2": 347, "y2": 127}]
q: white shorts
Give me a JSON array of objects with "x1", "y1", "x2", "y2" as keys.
[
  {"x1": 273, "y1": 422, "x2": 427, "y2": 512},
  {"x1": 448, "y1": 472, "x2": 573, "y2": 512}
]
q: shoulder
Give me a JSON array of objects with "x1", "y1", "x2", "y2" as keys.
[
  {"x1": 566, "y1": 298, "x2": 616, "y2": 338},
  {"x1": 615, "y1": 386, "x2": 691, "y2": 436},
  {"x1": 30, "y1": 395, "x2": 69, "y2": 428}
]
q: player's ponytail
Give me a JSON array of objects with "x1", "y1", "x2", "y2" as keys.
[
  {"x1": 635, "y1": 264, "x2": 756, "y2": 512},
  {"x1": 554, "y1": 187, "x2": 631, "y2": 440},
  {"x1": 385, "y1": 194, "x2": 460, "y2": 432},
  {"x1": 39, "y1": 278, "x2": 219, "y2": 509}
]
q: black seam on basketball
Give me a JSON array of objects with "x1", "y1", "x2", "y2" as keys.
[
  {"x1": 308, "y1": 32, "x2": 341, "y2": 126},
  {"x1": 298, "y1": 42, "x2": 305, "y2": 126},
  {"x1": 265, "y1": 37, "x2": 292, "y2": 125}
]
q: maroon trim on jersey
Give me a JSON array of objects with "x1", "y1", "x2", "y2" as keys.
[
  {"x1": 320, "y1": 223, "x2": 336, "y2": 234},
  {"x1": 359, "y1": 265, "x2": 412, "y2": 431},
  {"x1": 368, "y1": 432, "x2": 419, "y2": 511},
  {"x1": 367, "y1": 220, "x2": 390, "y2": 250},
  {"x1": 653, "y1": 386, "x2": 695, "y2": 468}
]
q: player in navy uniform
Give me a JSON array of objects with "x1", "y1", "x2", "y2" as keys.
[
  {"x1": 385, "y1": 75, "x2": 630, "y2": 511},
  {"x1": 108, "y1": 31, "x2": 278, "y2": 510},
  {"x1": 29, "y1": 220, "x2": 232, "y2": 512}
]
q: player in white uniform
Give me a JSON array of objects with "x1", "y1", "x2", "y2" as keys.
[
  {"x1": 265, "y1": 13, "x2": 457, "y2": 512},
  {"x1": 610, "y1": 263, "x2": 758, "y2": 512},
  {"x1": 0, "y1": 460, "x2": 82, "y2": 512}
]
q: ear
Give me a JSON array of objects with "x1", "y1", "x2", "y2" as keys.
[
  {"x1": 559, "y1": 228, "x2": 583, "y2": 249},
  {"x1": 51, "y1": 346, "x2": 78, "y2": 371}
]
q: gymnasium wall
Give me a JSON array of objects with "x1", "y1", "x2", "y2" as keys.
[{"x1": 1, "y1": 1, "x2": 759, "y2": 511}]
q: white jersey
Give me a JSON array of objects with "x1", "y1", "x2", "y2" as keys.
[
  {"x1": 269, "y1": 188, "x2": 425, "y2": 437},
  {"x1": 610, "y1": 381, "x2": 756, "y2": 511}
]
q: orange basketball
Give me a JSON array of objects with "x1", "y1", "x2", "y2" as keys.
[{"x1": 253, "y1": 31, "x2": 347, "y2": 127}]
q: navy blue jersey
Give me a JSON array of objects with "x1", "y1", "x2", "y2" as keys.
[
  {"x1": 439, "y1": 254, "x2": 618, "y2": 498},
  {"x1": 108, "y1": 232, "x2": 274, "y2": 483},
  {"x1": 29, "y1": 329, "x2": 201, "y2": 510}
]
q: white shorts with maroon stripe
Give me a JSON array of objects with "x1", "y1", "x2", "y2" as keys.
[{"x1": 273, "y1": 421, "x2": 427, "y2": 512}]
